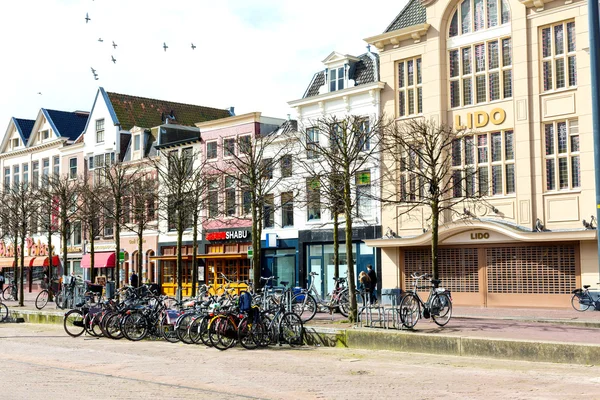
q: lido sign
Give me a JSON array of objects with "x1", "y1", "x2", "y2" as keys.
[{"x1": 454, "y1": 108, "x2": 506, "y2": 129}]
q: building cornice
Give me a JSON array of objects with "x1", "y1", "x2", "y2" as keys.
[
  {"x1": 364, "y1": 23, "x2": 430, "y2": 51},
  {"x1": 0, "y1": 138, "x2": 67, "y2": 160},
  {"x1": 195, "y1": 112, "x2": 261, "y2": 130},
  {"x1": 288, "y1": 81, "x2": 385, "y2": 108},
  {"x1": 518, "y1": 0, "x2": 553, "y2": 11}
]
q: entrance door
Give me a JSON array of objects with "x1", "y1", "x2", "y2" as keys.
[{"x1": 309, "y1": 257, "x2": 323, "y2": 298}]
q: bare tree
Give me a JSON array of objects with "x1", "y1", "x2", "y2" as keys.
[
  {"x1": 381, "y1": 118, "x2": 490, "y2": 279},
  {"x1": 296, "y1": 114, "x2": 386, "y2": 322},
  {"x1": 153, "y1": 147, "x2": 198, "y2": 298},
  {"x1": 206, "y1": 130, "x2": 297, "y2": 287},
  {"x1": 39, "y1": 174, "x2": 82, "y2": 282},
  {"x1": 97, "y1": 162, "x2": 142, "y2": 288},
  {"x1": 3, "y1": 183, "x2": 40, "y2": 306},
  {"x1": 79, "y1": 180, "x2": 104, "y2": 283}
]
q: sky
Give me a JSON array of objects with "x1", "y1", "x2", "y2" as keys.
[{"x1": 0, "y1": 0, "x2": 408, "y2": 128}]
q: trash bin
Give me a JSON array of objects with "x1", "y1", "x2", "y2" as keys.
[{"x1": 106, "y1": 280, "x2": 116, "y2": 299}]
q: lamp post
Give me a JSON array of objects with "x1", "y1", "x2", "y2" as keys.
[{"x1": 589, "y1": 0, "x2": 600, "y2": 280}]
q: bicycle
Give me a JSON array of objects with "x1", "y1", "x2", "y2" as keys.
[
  {"x1": 2, "y1": 279, "x2": 18, "y2": 302},
  {"x1": 571, "y1": 284, "x2": 600, "y2": 311},
  {"x1": 35, "y1": 278, "x2": 60, "y2": 310},
  {"x1": 0, "y1": 299, "x2": 8, "y2": 322},
  {"x1": 291, "y1": 272, "x2": 353, "y2": 322},
  {"x1": 399, "y1": 272, "x2": 453, "y2": 329}
]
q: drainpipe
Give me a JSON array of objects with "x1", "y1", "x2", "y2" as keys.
[{"x1": 589, "y1": 0, "x2": 600, "y2": 281}]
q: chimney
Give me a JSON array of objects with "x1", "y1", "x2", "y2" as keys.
[{"x1": 228, "y1": 106, "x2": 235, "y2": 116}]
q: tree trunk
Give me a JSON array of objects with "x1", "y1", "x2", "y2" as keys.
[
  {"x1": 19, "y1": 234, "x2": 25, "y2": 307},
  {"x1": 431, "y1": 200, "x2": 439, "y2": 280},
  {"x1": 251, "y1": 201, "x2": 261, "y2": 287},
  {"x1": 47, "y1": 228, "x2": 54, "y2": 300},
  {"x1": 332, "y1": 212, "x2": 339, "y2": 279},
  {"x1": 90, "y1": 232, "x2": 95, "y2": 283},
  {"x1": 343, "y1": 180, "x2": 357, "y2": 322},
  {"x1": 114, "y1": 219, "x2": 121, "y2": 288},
  {"x1": 138, "y1": 232, "x2": 143, "y2": 283},
  {"x1": 191, "y1": 215, "x2": 198, "y2": 297},
  {"x1": 176, "y1": 215, "x2": 183, "y2": 301},
  {"x1": 62, "y1": 216, "x2": 68, "y2": 283}
]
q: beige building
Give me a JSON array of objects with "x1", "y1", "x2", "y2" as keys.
[{"x1": 364, "y1": 0, "x2": 595, "y2": 307}]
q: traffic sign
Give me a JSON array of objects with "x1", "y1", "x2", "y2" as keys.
[{"x1": 247, "y1": 246, "x2": 253, "y2": 257}]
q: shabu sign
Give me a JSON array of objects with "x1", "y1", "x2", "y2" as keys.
[{"x1": 205, "y1": 230, "x2": 251, "y2": 241}]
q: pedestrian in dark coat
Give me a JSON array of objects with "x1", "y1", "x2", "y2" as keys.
[{"x1": 366, "y1": 265, "x2": 377, "y2": 304}]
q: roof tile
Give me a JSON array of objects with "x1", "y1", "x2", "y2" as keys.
[{"x1": 384, "y1": 0, "x2": 426, "y2": 33}]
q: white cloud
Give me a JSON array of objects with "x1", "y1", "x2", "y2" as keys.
[{"x1": 0, "y1": 0, "x2": 407, "y2": 127}]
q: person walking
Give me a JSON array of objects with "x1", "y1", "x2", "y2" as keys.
[
  {"x1": 130, "y1": 271, "x2": 139, "y2": 288},
  {"x1": 358, "y1": 271, "x2": 371, "y2": 306},
  {"x1": 366, "y1": 265, "x2": 377, "y2": 305}
]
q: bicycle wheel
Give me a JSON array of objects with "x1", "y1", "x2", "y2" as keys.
[
  {"x1": 399, "y1": 294, "x2": 420, "y2": 329},
  {"x1": 571, "y1": 294, "x2": 591, "y2": 312},
  {"x1": 83, "y1": 312, "x2": 99, "y2": 337},
  {"x1": 218, "y1": 317, "x2": 238, "y2": 350},
  {"x1": 91, "y1": 312, "x2": 105, "y2": 337},
  {"x1": 121, "y1": 312, "x2": 148, "y2": 341},
  {"x1": 188, "y1": 315, "x2": 208, "y2": 344},
  {"x1": 175, "y1": 312, "x2": 195, "y2": 344},
  {"x1": 104, "y1": 313, "x2": 124, "y2": 340},
  {"x1": 237, "y1": 316, "x2": 259, "y2": 350},
  {"x1": 337, "y1": 290, "x2": 350, "y2": 317},
  {"x1": 292, "y1": 293, "x2": 317, "y2": 323},
  {"x1": 2, "y1": 286, "x2": 14, "y2": 301},
  {"x1": 279, "y1": 312, "x2": 304, "y2": 346},
  {"x1": 35, "y1": 290, "x2": 49, "y2": 310},
  {"x1": 208, "y1": 315, "x2": 227, "y2": 349},
  {"x1": 0, "y1": 302, "x2": 8, "y2": 322},
  {"x1": 160, "y1": 314, "x2": 180, "y2": 343},
  {"x1": 55, "y1": 292, "x2": 65, "y2": 310},
  {"x1": 430, "y1": 293, "x2": 452, "y2": 327},
  {"x1": 63, "y1": 309, "x2": 85, "y2": 337}
]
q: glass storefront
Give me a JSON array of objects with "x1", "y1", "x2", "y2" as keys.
[{"x1": 264, "y1": 248, "x2": 296, "y2": 287}]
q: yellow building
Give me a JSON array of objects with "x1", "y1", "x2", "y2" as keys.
[{"x1": 364, "y1": 0, "x2": 596, "y2": 307}]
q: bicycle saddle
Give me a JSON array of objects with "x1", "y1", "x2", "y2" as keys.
[
  {"x1": 309, "y1": 272, "x2": 319, "y2": 276},
  {"x1": 584, "y1": 285, "x2": 591, "y2": 289},
  {"x1": 280, "y1": 281, "x2": 289, "y2": 287},
  {"x1": 431, "y1": 279, "x2": 441, "y2": 287},
  {"x1": 333, "y1": 277, "x2": 346, "y2": 282}
]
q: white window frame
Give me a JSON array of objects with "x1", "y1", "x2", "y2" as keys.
[
  {"x1": 329, "y1": 66, "x2": 345, "y2": 92},
  {"x1": 544, "y1": 119, "x2": 579, "y2": 191},
  {"x1": 541, "y1": 20, "x2": 576, "y2": 92},
  {"x1": 206, "y1": 140, "x2": 218, "y2": 160},
  {"x1": 69, "y1": 157, "x2": 78, "y2": 180},
  {"x1": 223, "y1": 137, "x2": 236, "y2": 158},
  {"x1": 96, "y1": 119, "x2": 105, "y2": 144},
  {"x1": 397, "y1": 57, "x2": 422, "y2": 117}
]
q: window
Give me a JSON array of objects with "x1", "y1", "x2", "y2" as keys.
[
  {"x1": 541, "y1": 21, "x2": 576, "y2": 91},
  {"x1": 449, "y1": 37, "x2": 511, "y2": 107},
  {"x1": 356, "y1": 171, "x2": 372, "y2": 218},
  {"x1": 73, "y1": 221, "x2": 82, "y2": 246},
  {"x1": 281, "y1": 155, "x2": 292, "y2": 178},
  {"x1": 96, "y1": 119, "x2": 105, "y2": 143},
  {"x1": 208, "y1": 178, "x2": 219, "y2": 218},
  {"x1": 224, "y1": 138, "x2": 235, "y2": 157},
  {"x1": 451, "y1": 129, "x2": 515, "y2": 197},
  {"x1": 307, "y1": 178, "x2": 321, "y2": 220},
  {"x1": 41, "y1": 130, "x2": 50, "y2": 141},
  {"x1": 206, "y1": 141, "x2": 217, "y2": 159},
  {"x1": 264, "y1": 194, "x2": 274, "y2": 228},
  {"x1": 544, "y1": 120, "x2": 579, "y2": 191},
  {"x1": 42, "y1": 158, "x2": 50, "y2": 187},
  {"x1": 53, "y1": 156, "x2": 60, "y2": 177},
  {"x1": 239, "y1": 135, "x2": 251, "y2": 155},
  {"x1": 22, "y1": 163, "x2": 28, "y2": 185},
  {"x1": 13, "y1": 165, "x2": 19, "y2": 187},
  {"x1": 398, "y1": 57, "x2": 422, "y2": 117},
  {"x1": 182, "y1": 147, "x2": 193, "y2": 176},
  {"x1": 262, "y1": 158, "x2": 273, "y2": 180},
  {"x1": 449, "y1": 0, "x2": 510, "y2": 37},
  {"x1": 134, "y1": 135, "x2": 140, "y2": 151},
  {"x1": 104, "y1": 201, "x2": 114, "y2": 237},
  {"x1": 399, "y1": 148, "x2": 425, "y2": 201},
  {"x1": 307, "y1": 127, "x2": 318, "y2": 159},
  {"x1": 11, "y1": 138, "x2": 19, "y2": 149},
  {"x1": 281, "y1": 192, "x2": 294, "y2": 227},
  {"x1": 242, "y1": 187, "x2": 252, "y2": 215},
  {"x1": 32, "y1": 161, "x2": 39, "y2": 189},
  {"x1": 225, "y1": 176, "x2": 236, "y2": 216},
  {"x1": 69, "y1": 158, "x2": 77, "y2": 179},
  {"x1": 358, "y1": 119, "x2": 371, "y2": 151},
  {"x1": 123, "y1": 198, "x2": 131, "y2": 224},
  {"x1": 329, "y1": 66, "x2": 345, "y2": 92},
  {"x1": 88, "y1": 156, "x2": 94, "y2": 170},
  {"x1": 4, "y1": 167, "x2": 10, "y2": 189}
]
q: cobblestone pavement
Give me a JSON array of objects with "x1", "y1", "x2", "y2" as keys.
[{"x1": 0, "y1": 323, "x2": 599, "y2": 399}]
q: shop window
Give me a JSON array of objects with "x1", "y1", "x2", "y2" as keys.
[
  {"x1": 544, "y1": 119, "x2": 579, "y2": 191},
  {"x1": 541, "y1": 21, "x2": 576, "y2": 92},
  {"x1": 451, "y1": 129, "x2": 515, "y2": 197},
  {"x1": 397, "y1": 57, "x2": 422, "y2": 117}
]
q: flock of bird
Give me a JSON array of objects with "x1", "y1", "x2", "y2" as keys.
[{"x1": 85, "y1": 12, "x2": 197, "y2": 81}]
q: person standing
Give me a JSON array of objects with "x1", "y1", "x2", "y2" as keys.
[
  {"x1": 0, "y1": 271, "x2": 4, "y2": 292},
  {"x1": 130, "y1": 271, "x2": 139, "y2": 288},
  {"x1": 366, "y1": 265, "x2": 377, "y2": 305}
]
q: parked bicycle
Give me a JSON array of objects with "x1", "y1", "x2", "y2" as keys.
[
  {"x1": 2, "y1": 279, "x2": 18, "y2": 302},
  {"x1": 399, "y1": 272, "x2": 453, "y2": 329},
  {"x1": 35, "y1": 277, "x2": 61, "y2": 310},
  {"x1": 571, "y1": 284, "x2": 600, "y2": 311},
  {"x1": 291, "y1": 272, "x2": 352, "y2": 322}
]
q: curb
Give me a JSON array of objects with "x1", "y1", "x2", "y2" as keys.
[{"x1": 453, "y1": 315, "x2": 600, "y2": 329}]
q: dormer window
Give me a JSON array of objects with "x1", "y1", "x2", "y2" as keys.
[
  {"x1": 41, "y1": 130, "x2": 50, "y2": 141},
  {"x1": 329, "y1": 66, "x2": 345, "y2": 92},
  {"x1": 12, "y1": 138, "x2": 19, "y2": 149},
  {"x1": 134, "y1": 134, "x2": 141, "y2": 151}
]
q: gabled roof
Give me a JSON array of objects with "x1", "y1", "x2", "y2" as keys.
[
  {"x1": 13, "y1": 118, "x2": 35, "y2": 142},
  {"x1": 44, "y1": 109, "x2": 89, "y2": 141},
  {"x1": 384, "y1": 0, "x2": 426, "y2": 33},
  {"x1": 105, "y1": 90, "x2": 231, "y2": 131},
  {"x1": 303, "y1": 52, "x2": 379, "y2": 99}
]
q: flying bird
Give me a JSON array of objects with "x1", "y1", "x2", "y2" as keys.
[
  {"x1": 112, "y1": 41, "x2": 117, "y2": 49},
  {"x1": 37, "y1": 92, "x2": 42, "y2": 95},
  {"x1": 85, "y1": 13, "x2": 90, "y2": 23},
  {"x1": 91, "y1": 67, "x2": 96, "y2": 74},
  {"x1": 163, "y1": 42, "x2": 168, "y2": 52},
  {"x1": 98, "y1": 38, "x2": 103, "y2": 42},
  {"x1": 191, "y1": 43, "x2": 196, "y2": 50},
  {"x1": 111, "y1": 55, "x2": 116, "y2": 63}
]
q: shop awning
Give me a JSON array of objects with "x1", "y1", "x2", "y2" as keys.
[
  {"x1": 148, "y1": 255, "x2": 192, "y2": 261},
  {"x1": 0, "y1": 258, "x2": 15, "y2": 268},
  {"x1": 31, "y1": 256, "x2": 60, "y2": 267},
  {"x1": 81, "y1": 252, "x2": 116, "y2": 269},
  {"x1": 197, "y1": 254, "x2": 246, "y2": 259}
]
